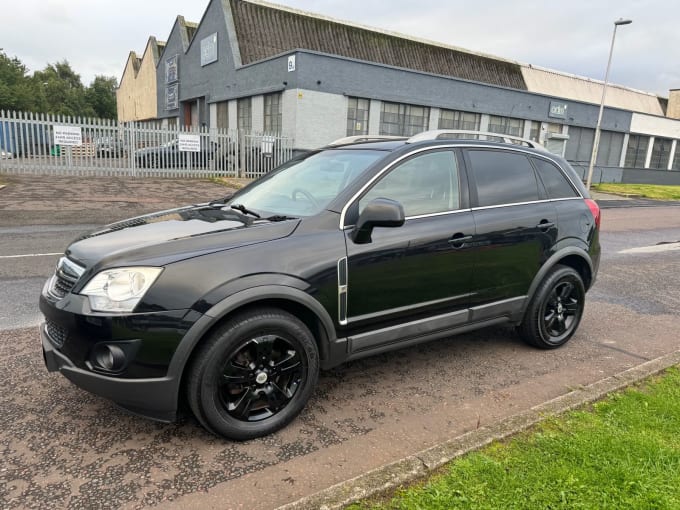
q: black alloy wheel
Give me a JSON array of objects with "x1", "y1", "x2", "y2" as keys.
[
  {"x1": 187, "y1": 308, "x2": 319, "y2": 440},
  {"x1": 519, "y1": 265, "x2": 585, "y2": 349},
  {"x1": 220, "y1": 334, "x2": 304, "y2": 422}
]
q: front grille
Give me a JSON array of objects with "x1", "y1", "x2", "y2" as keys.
[
  {"x1": 45, "y1": 320, "x2": 68, "y2": 348},
  {"x1": 47, "y1": 257, "x2": 85, "y2": 300}
]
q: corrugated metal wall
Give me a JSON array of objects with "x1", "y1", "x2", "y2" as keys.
[{"x1": 230, "y1": 0, "x2": 527, "y2": 90}]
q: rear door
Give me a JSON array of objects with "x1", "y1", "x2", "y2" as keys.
[{"x1": 464, "y1": 148, "x2": 558, "y2": 310}]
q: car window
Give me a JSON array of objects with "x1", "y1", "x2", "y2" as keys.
[
  {"x1": 467, "y1": 150, "x2": 540, "y2": 207},
  {"x1": 531, "y1": 157, "x2": 579, "y2": 199},
  {"x1": 359, "y1": 150, "x2": 460, "y2": 217},
  {"x1": 230, "y1": 149, "x2": 384, "y2": 217}
]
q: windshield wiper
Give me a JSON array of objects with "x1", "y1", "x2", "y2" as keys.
[
  {"x1": 230, "y1": 204, "x2": 261, "y2": 219},
  {"x1": 266, "y1": 215, "x2": 298, "y2": 222}
]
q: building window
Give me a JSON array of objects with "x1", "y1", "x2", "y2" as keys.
[
  {"x1": 624, "y1": 135, "x2": 649, "y2": 168},
  {"x1": 347, "y1": 97, "x2": 370, "y2": 136},
  {"x1": 438, "y1": 109, "x2": 480, "y2": 131},
  {"x1": 529, "y1": 121, "x2": 541, "y2": 142},
  {"x1": 487, "y1": 115, "x2": 524, "y2": 137},
  {"x1": 649, "y1": 137, "x2": 672, "y2": 169},
  {"x1": 673, "y1": 144, "x2": 680, "y2": 171},
  {"x1": 216, "y1": 101, "x2": 228, "y2": 130},
  {"x1": 237, "y1": 97, "x2": 252, "y2": 132},
  {"x1": 565, "y1": 126, "x2": 595, "y2": 163},
  {"x1": 264, "y1": 92, "x2": 283, "y2": 133},
  {"x1": 380, "y1": 102, "x2": 430, "y2": 137},
  {"x1": 596, "y1": 131, "x2": 625, "y2": 167}
]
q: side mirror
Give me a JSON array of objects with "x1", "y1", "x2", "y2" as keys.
[{"x1": 352, "y1": 198, "x2": 405, "y2": 244}]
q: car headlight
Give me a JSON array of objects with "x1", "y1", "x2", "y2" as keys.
[{"x1": 80, "y1": 267, "x2": 163, "y2": 312}]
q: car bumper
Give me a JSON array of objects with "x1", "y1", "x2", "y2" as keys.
[{"x1": 41, "y1": 323, "x2": 179, "y2": 422}]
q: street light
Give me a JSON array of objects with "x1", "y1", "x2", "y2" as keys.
[{"x1": 585, "y1": 18, "x2": 632, "y2": 190}]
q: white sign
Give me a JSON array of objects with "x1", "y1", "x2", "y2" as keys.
[
  {"x1": 178, "y1": 134, "x2": 201, "y2": 152},
  {"x1": 287, "y1": 55, "x2": 296, "y2": 72},
  {"x1": 53, "y1": 125, "x2": 83, "y2": 146},
  {"x1": 261, "y1": 135, "x2": 275, "y2": 156}
]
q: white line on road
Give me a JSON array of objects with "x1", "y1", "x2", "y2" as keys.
[
  {"x1": 0, "y1": 253, "x2": 62, "y2": 259},
  {"x1": 619, "y1": 242, "x2": 680, "y2": 255}
]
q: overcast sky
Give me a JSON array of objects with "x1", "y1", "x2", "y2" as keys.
[{"x1": 4, "y1": 0, "x2": 678, "y2": 96}]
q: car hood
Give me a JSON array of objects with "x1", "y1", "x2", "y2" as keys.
[{"x1": 66, "y1": 204, "x2": 300, "y2": 269}]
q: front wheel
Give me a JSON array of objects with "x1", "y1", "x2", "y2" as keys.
[
  {"x1": 186, "y1": 308, "x2": 319, "y2": 440},
  {"x1": 518, "y1": 265, "x2": 586, "y2": 349}
]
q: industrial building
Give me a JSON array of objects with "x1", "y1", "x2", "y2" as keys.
[{"x1": 116, "y1": 0, "x2": 680, "y2": 183}]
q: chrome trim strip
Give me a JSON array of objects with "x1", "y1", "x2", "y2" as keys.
[
  {"x1": 337, "y1": 257, "x2": 348, "y2": 326},
  {"x1": 471, "y1": 199, "x2": 552, "y2": 211},
  {"x1": 338, "y1": 143, "x2": 583, "y2": 230},
  {"x1": 59, "y1": 256, "x2": 86, "y2": 279},
  {"x1": 346, "y1": 293, "x2": 474, "y2": 324}
]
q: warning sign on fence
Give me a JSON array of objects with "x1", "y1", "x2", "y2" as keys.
[
  {"x1": 178, "y1": 134, "x2": 201, "y2": 152},
  {"x1": 53, "y1": 125, "x2": 83, "y2": 146}
]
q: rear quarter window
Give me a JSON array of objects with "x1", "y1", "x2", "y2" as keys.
[
  {"x1": 467, "y1": 150, "x2": 540, "y2": 207},
  {"x1": 532, "y1": 157, "x2": 579, "y2": 199}
]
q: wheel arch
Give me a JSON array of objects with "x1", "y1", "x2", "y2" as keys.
[
  {"x1": 526, "y1": 247, "x2": 594, "y2": 311},
  {"x1": 167, "y1": 285, "x2": 337, "y2": 409}
]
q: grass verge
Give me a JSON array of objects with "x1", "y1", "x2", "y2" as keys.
[
  {"x1": 592, "y1": 183, "x2": 680, "y2": 200},
  {"x1": 350, "y1": 368, "x2": 680, "y2": 510}
]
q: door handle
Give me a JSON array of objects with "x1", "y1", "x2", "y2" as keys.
[
  {"x1": 449, "y1": 233, "x2": 473, "y2": 248},
  {"x1": 537, "y1": 220, "x2": 555, "y2": 230}
]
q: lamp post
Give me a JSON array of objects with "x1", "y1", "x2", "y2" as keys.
[{"x1": 585, "y1": 18, "x2": 632, "y2": 190}]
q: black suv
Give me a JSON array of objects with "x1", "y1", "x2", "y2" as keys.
[{"x1": 40, "y1": 131, "x2": 601, "y2": 440}]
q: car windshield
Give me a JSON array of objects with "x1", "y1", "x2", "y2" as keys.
[{"x1": 229, "y1": 149, "x2": 384, "y2": 217}]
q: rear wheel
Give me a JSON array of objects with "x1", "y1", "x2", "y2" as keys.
[
  {"x1": 186, "y1": 308, "x2": 319, "y2": 440},
  {"x1": 519, "y1": 265, "x2": 585, "y2": 349}
]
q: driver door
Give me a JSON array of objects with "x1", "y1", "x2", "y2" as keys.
[{"x1": 343, "y1": 149, "x2": 476, "y2": 339}]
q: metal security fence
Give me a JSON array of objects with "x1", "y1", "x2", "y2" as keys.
[{"x1": 0, "y1": 110, "x2": 294, "y2": 179}]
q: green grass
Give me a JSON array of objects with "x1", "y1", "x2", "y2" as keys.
[
  {"x1": 350, "y1": 368, "x2": 680, "y2": 510},
  {"x1": 592, "y1": 183, "x2": 680, "y2": 200}
]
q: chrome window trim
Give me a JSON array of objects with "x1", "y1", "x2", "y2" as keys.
[
  {"x1": 339, "y1": 143, "x2": 584, "y2": 230},
  {"x1": 342, "y1": 207, "x2": 474, "y2": 230},
  {"x1": 471, "y1": 199, "x2": 552, "y2": 211}
]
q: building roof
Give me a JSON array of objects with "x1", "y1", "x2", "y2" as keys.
[
  {"x1": 229, "y1": 0, "x2": 667, "y2": 116},
  {"x1": 229, "y1": 0, "x2": 528, "y2": 90}
]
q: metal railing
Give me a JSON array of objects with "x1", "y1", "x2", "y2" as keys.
[{"x1": 0, "y1": 110, "x2": 294, "y2": 179}]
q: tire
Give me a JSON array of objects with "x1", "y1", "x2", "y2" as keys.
[
  {"x1": 518, "y1": 265, "x2": 586, "y2": 349},
  {"x1": 186, "y1": 308, "x2": 319, "y2": 440}
]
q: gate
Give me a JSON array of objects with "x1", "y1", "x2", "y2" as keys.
[{"x1": 0, "y1": 110, "x2": 294, "y2": 179}]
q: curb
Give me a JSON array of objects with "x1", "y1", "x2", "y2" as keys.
[{"x1": 278, "y1": 350, "x2": 680, "y2": 510}]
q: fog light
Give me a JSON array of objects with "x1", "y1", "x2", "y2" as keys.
[{"x1": 92, "y1": 344, "x2": 127, "y2": 372}]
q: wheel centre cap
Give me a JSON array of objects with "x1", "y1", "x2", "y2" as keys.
[
  {"x1": 255, "y1": 372, "x2": 268, "y2": 384},
  {"x1": 557, "y1": 303, "x2": 564, "y2": 314}
]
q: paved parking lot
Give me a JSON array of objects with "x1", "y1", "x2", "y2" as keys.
[{"x1": 1, "y1": 174, "x2": 679, "y2": 509}]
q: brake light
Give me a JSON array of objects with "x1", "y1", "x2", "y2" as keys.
[{"x1": 585, "y1": 199, "x2": 601, "y2": 229}]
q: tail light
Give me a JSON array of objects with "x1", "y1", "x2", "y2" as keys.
[{"x1": 584, "y1": 199, "x2": 601, "y2": 229}]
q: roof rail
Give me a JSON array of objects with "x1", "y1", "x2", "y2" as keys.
[
  {"x1": 327, "y1": 135, "x2": 407, "y2": 146},
  {"x1": 407, "y1": 130, "x2": 546, "y2": 150}
]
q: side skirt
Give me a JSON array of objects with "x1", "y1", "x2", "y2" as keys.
[{"x1": 330, "y1": 296, "x2": 526, "y2": 365}]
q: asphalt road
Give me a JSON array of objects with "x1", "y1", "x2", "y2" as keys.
[{"x1": 1, "y1": 184, "x2": 680, "y2": 509}]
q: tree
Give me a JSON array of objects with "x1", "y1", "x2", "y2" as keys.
[
  {"x1": 86, "y1": 76, "x2": 118, "y2": 119},
  {"x1": 33, "y1": 61, "x2": 94, "y2": 118},
  {"x1": 0, "y1": 50, "x2": 39, "y2": 111},
  {"x1": 0, "y1": 52, "x2": 118, "y2": 119}
]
